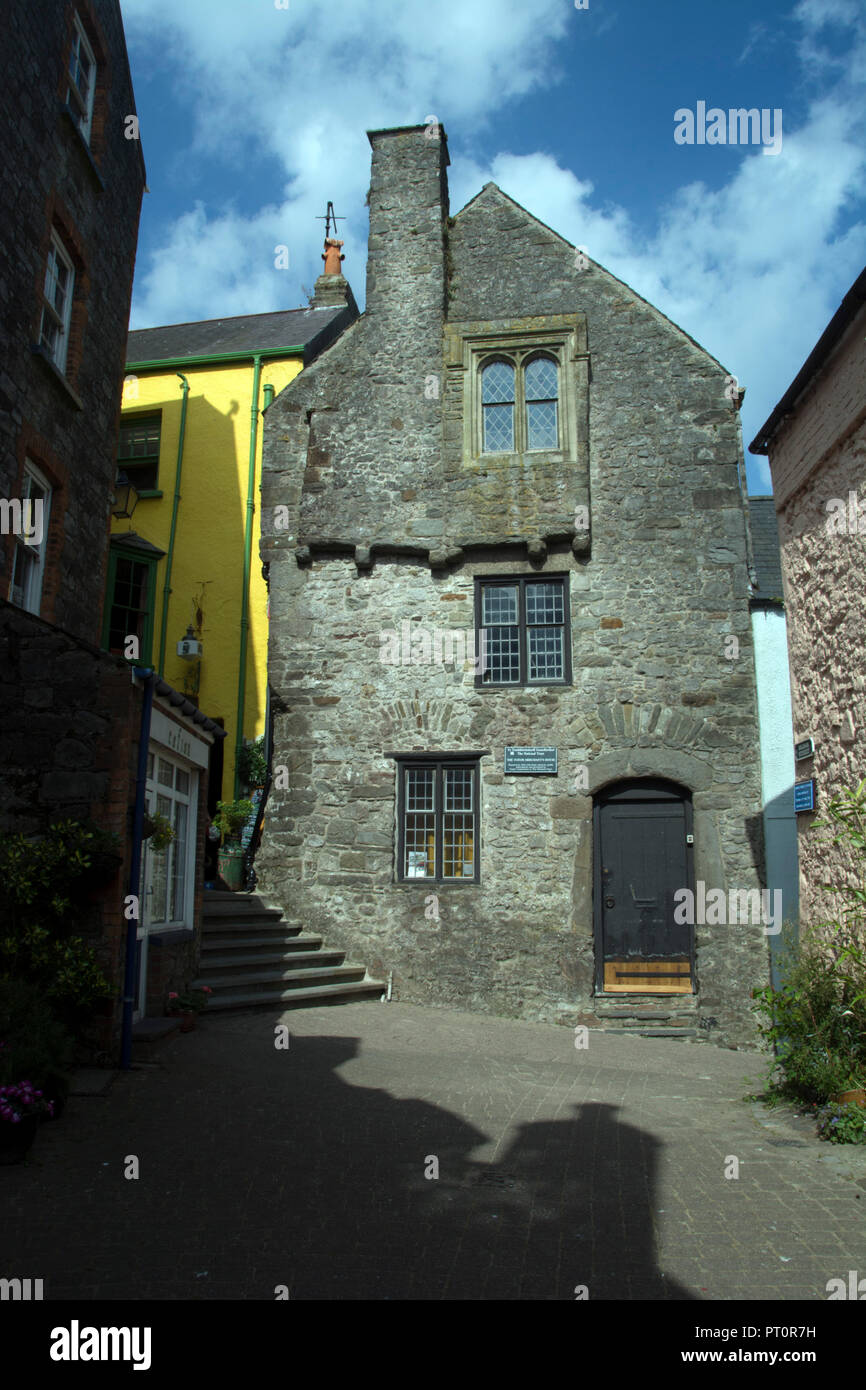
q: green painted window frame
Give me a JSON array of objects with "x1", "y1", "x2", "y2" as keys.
[
  {"x1": 118, "y1": 411, "x2": 162, "y2": 492},
  {"x1": 102, "y1": 544, "x2": 158, "y2": 666}
]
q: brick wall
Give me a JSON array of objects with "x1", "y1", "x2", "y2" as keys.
[
  {"x1": 0, "y1": 0, "x2": 145, "y2": 646},
  {"x1": 770, "y1": 313, "x2": 866, "y2": 509},
  {"x1": 769, "y1": 305, "x2": 866, "y2": 930}
]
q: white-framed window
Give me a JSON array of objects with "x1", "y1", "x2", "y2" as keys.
[
  {"x1": 143, "y1": 750, "x2": 197, "y2": 927},
  {"x1": 66, "y1": 13, "x2": 96, "y2": 143},
  {"x1": 40, "y1": 233, "x2": 75, "y2": 373},
  {"x1": 8, "y1": 462, "x2": 52, "y2": 616}
]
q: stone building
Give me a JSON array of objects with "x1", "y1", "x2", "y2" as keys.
[
  {"x1": 750, "y1": 266, "x2": 866, "y2": 933},
  {"x1": 259, "y1": 124, "x2": 769, "y2": 1045}
]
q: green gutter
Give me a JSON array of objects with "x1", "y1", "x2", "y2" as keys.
[
  {"x1": 157, "y1": 373, "x2": 189, "y2": 676},
  {"x1": 234, "y1": 353, "x2": 263, "y2": 797},
  {"x1": 126, "y1": 347, "x2": 303, "y2": 372}
]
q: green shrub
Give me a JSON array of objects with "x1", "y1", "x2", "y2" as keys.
[
  {"x1": 0, "y1": 978, "x2": 75, "y2": 1103},
  {"x1": 816, "y1": 1101, "x2": 866, "y2": 1145},
  {"x1": 0, "y1": 820, "x2": 116, "y2": 1038},
  {"x1": 236, "y1": 735, "x2": 267, "y2": 790},
  {"x1": 752, "y1": 779, "x2": 866, "y2": 1110}
]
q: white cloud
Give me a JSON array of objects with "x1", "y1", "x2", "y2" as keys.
[
  {"x1": 124, "y1": 0, "x2": 866, "y2": 492},
  {"x1": 125, "y1": 0, "x2": 568, "y2": 327}
]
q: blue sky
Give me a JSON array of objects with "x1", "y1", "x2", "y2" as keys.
[{"x1": 121, "y1": 0, "x2": 866, "y2": 492}]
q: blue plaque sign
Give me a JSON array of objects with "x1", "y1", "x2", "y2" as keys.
[
  {"x1": 504, "y1": 746, "x2": 558, "y2": 775},
  {"x1": 794, "y1": 779, "x2": 815, "y2": 813}
]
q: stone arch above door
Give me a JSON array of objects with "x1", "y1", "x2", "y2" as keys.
[{"x1": 587, "y1": 746, "x2": 713, "y2": 796}]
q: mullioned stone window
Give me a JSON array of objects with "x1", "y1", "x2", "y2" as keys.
[{"x1": 445, "y1": 313, "x2": 589, "y2": 466}]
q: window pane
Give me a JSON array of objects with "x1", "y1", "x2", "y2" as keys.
[
  {"x1": 481, "y1": 361, "x2": 514, "y2": 404},
  {"x1": 527, "y1": 400, "x2": 558, "y2": 449},
  {"x1": 405, "y1": 816, "x2": 435, "y2": 877},
  {"x1": 526, "y1": 582, "x2": 564, "y2": 625},
  {"x1": 482, "y1": 586, "x2": 518, "y2": 625},
  {"x1": 483, "y1": 403, "x2": 514, "y2": 452},
  {"x1": 444, "y1": 767, "x2": 473, "y2": 812},
  {"x1": 171, "y1": 801, "x2": 187, "y2": 920},
  {"x1": 118, "y1": 418, "x2": 160, "y2": 460},
  {"x1": 406, "y1": 767, "x2": 434, "y2": 811},
  {"x1": 528, "y1": 627, "x2": 564, "y2": 681},
  {"x1": 157, "y1": 757, "x2": 173, "y2": 788},
  {"x1": 443, "y1": 818, "x2": 474, "y2": 878},
  {"x1": 524, "y1": 357, "x2": 558, "y2": 400},
  {"x1": 484, "y1": 625, "x2": 520, "y2": 682},
  {"x1": 175, "y1": 767, "x2": 190, "y2": 796}
]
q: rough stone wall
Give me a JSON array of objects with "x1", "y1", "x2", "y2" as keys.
[
  {"x1": 770, "y1": 307, "x2": 866, "y2": 929},
  {"x1": 259, "y1": 126, "x2": 767, "y2": 1045},
  {"x1": 0, "y1": 0, "x2": 144, "y2": 645}
]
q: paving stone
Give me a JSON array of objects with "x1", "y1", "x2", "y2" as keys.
[{"x1": 2, "y1": 1001, "x2": 865, "y2": 1300}]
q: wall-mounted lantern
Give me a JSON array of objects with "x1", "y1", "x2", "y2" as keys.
[
  {"x1": 177, "y1": 624, "x2": 202, "y2": 660},
  {"x1": 111, "y1": 471, "x2": 140, "y2": 520}
]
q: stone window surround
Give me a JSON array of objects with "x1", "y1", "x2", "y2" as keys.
[
  {"x1": 473, "y1": 571, "x2": 573, "y2": 689},
  {"x1": 446, "y1": 313, "x2": 589, "y2": 466},
  {"x1": 392, "y1": 752, "x2": 482, "y2": 885}
]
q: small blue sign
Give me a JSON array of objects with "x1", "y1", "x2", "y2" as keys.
[{"x1": 794, "y1": 779, "x2": 815, "y2": 813}]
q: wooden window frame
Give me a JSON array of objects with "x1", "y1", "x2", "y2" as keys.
[
  {"x1": 474, "y1": 573, "x2": 572, "y2": 688},
  {"x1": 102, "y1": 543, "x2": 157, "y2": 666},
  {"x1": 395, "y1": 755, "x2": 481, "y2": 885},
  {"x1": 118, "y1": 412, "x2": 162, "y2": 494},
  {"x1": 7, "y1": 461, "x2": 53, "y2": 616},
  {"x1": 66, "y1": 12, "x2": 97, "y2": 144},
  {"x1": 40, "y1": 233, "x2": 75, "y2": 374}
]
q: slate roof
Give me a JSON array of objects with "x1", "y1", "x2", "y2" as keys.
[
  {"x1": 748, "y1": 497, "x2": 785, "y2": 602},
  {"x1": 126, "y1": 306, "x2": 352, "y2": 365}
]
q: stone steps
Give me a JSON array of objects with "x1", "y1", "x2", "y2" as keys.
[
  {"x1": 197, "y1": 890, "x2": 385, "y2": 1011},
  {"x1": 592, "y1": 992, "x2": 701, "y2": 1039}
]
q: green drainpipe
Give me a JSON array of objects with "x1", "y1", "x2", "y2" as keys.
[
  {"x1": 157, "y1": 373, "x2": 189, "y2": 676},
  {"x1": 234, "y1": 354, "x2": 263, "y2": 796}
]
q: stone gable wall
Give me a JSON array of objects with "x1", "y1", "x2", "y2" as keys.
[{"x1": 260, "y1": 127, "x2": 768, "y2": 1045}]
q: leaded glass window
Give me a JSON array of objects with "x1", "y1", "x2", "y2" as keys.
[
  {"x1": 399, "y1": 760, "x2": 479, "y2": 882},
  {"x1": 482, "y1": 361, "x2": 515, "y2": 452},
  {"x1": 476, "y1": 576, "x2": 570, "y2": 686}
]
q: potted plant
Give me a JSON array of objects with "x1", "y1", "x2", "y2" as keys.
[
  {"x1": 214, "y1": 798, "x2": 254, "y2": 891},
  {"x1": 0, "y1": 1081, "x2": 56, "y2": 1164},
  {"x1": 143, "y1": 811, "x2": 175, "y2": 854},
  {"x1": 166, "y1": 986, "x2": 212, "y2": 1032}
]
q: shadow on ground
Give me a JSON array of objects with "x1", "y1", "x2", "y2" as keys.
[{"x1": 4, "y1": 1022, "x2": 695, "y2": 1300}]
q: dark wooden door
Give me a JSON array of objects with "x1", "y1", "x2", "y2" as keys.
[{"x1": 595, "y1": 782, "x2": 693, "y2": 993}]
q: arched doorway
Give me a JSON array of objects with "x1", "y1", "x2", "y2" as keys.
[{"x1": 593, "y1": 779, "x2": 694, "y2": 994}]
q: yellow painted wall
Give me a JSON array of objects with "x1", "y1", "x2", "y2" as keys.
[{"x1": 115, "y1": 357, "x2": 302, "y2": 799}]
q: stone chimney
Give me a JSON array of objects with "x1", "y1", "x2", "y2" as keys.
[{"x1": 364, "y1": 123, "x2": 450, "y2": 334}]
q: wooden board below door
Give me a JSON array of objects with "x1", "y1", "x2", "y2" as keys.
[{"x1": 603, "y1": 959, "x2": 692, "y2": 993}]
